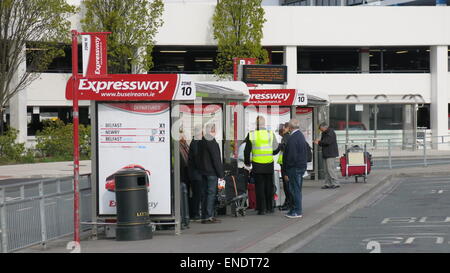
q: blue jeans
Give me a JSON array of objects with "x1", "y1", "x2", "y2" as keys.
[
  {"x1": 286, "y1": 168, "x2": 306, "y2": 215},
  {"x1": 201, "y1": 175, "x2": 218, "y2": 220}
]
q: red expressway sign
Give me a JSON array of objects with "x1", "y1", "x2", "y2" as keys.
[
  {"x1": 65, "y1": 74, "x2": 196, "y2": 101},
  {"x1": 244, "y1": 89, "x2": 307, "y2": 106},
  {"x1": 81, "y1": 33, "x2": 108, "y2": 77}
]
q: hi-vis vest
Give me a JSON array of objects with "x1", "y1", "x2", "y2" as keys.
[
  {"x1": 249, "y1": 130, "x2": 274, "y2": 164},
  {"x1": 277, "y1": 151, "x2": 283, "y2": 165}
]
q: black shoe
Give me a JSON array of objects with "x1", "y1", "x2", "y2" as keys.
[
  {"x1": 331, "y1": 185, "x2": 341, "y2": 189},
  {"x1": 280, "y1": 204, "x2": 290, "y2": 211},
  {"x1": 257, "y1": 210, "x2": 266, "y2": 215},
  {"x1": 321, "y1": 185, "x2": 331, "y2": 189}
]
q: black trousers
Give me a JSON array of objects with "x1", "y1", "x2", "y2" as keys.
[
  {"x1": 254, "y1": 173, "x2": 274, "y2": 213},
  {"x1": 280, "y1": 165, "x2": 294, "y2": 209}
]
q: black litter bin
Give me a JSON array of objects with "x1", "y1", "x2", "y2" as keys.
[{"x1": 115, "y1": 168, "x2": 153, "y2": 241}]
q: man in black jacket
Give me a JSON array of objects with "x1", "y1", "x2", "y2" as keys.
[
  {"x1": 198, "y1": 123, "x2": 224, "y2": 224},
  {"x1": 282, "y1": 119, "x2": 308, "y2": 219},
  {"x1": 188, "y1": 125, "x2": 203, "y2": 222},
  {"x1": 314, "y1": 122, "x2": 340, "y2": 189}
]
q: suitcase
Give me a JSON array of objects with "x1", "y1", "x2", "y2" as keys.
[
  {"x1": 247, "y1": 172, "x2": 257, "y2": 209},
  {"x1": 339, "y1": 144, "x2": 372, "y2": 183}
]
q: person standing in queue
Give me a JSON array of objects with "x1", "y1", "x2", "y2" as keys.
[
  {"x1": 277, "y1": 122, "x2": 294, "y2": 212},
  {"x1": 244, "y1": 116, "x2": 279, "y2": 215},
  {"x1": 282, "y1": 119, "x2": 308, "y2": 219},
  {"x1": 198, "y1": 123, "x2": 224, "y2": 224},
  {"x1": 188, "y1": 124, "x2": 203, "y2": 222},
  {"x1": 314, "y1": 122, "x2": 340, "y2": 189}
]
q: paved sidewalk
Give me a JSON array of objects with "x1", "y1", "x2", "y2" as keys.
[
  {"x1": 0, "y1": 160, "x2": 91, "y2": 181},
  {"x1": 18, "y1": 164, "x2": 450, "y2": 253}
]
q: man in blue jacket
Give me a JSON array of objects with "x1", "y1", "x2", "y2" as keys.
[{"x1": 282, "y1": 119, "x2": 308, "y2": 219}]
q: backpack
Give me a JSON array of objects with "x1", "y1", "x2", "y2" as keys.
[{"x1": 306, "y1": 142, "x2": 313, "y2": 163}]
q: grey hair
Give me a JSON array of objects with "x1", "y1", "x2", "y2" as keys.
[
  {"x1": 319, "y1": 122, "x2": 329, "y2": 129},
  {"x1": 288, "y1": 118, "x2": 300, "y2": 129}
]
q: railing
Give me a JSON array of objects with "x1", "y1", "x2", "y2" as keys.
[
  {"x1": 337, "y1": 135, "x2": 450, "y2": 169},
  {"x1": 0, "y1": 175, "x2": 91, "y2": 253}
]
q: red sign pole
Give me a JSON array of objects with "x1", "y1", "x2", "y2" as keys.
[{"x1": 71, "y1": 30, "x2": 80, "y2": 243}]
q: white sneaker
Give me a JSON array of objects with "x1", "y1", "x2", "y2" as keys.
[{"x1": 285, "y1": 213, "x2": 303, "y2": 219}]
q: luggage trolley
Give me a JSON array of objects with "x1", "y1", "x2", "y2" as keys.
[
  {"x1": 216, "y1": 169, "x2": 248, "y2": 217},
  {"x1": 339, "y1": 144, "x2": 372, "y2": 183}
]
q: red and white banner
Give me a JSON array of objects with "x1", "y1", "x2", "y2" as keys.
[
  {"x1": 244, "y1": 89, "x2": 307, "y2": 106},
  {"x1": 82, "y1": 33, "x2": 108, "y2": 77},
  {"x1": 65, "y1": 74, "x2": 196, "y2": 101},
  {"x1": 233, "y1": 57, "x2": 257, "y2": 87}
]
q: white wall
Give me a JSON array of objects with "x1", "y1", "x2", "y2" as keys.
[
  {"x1": 154, "y1": 5, "x2": 450, "y2": 46},
  {"x1": 27, "y1": 73, "x2": 90, "y2": 106}
]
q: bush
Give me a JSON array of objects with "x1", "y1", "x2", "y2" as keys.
[
  {"x1": 36, "y1": 119, "x2": 91, "y2": 160},
  {"x1": 0, "y1": 128, "x2": 26, "y2": 162}
]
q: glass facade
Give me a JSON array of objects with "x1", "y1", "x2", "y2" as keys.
[
  {"x1": 298, "y1": 46, "x2": 430, "y2": 73},
  {"x1": 330, "y1": 103, "x2": 427, "y2": 148}
]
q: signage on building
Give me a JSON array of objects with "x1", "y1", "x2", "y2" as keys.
[
  {"x1": 241, "y1": 65, "x2": 287, "y2": 85},
  {"x1": 244, "y1": 89, "x2": 307, "y2": 106},
  {"x1": 81, "y1": 33, "x2": 109, "y2": 77},
  {"x1": 65, "y1": 74, "x2": 196, "y2": 101}
]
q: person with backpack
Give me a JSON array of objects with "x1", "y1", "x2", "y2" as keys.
[{"x1": 314, "y1": 122, "x2": 340, "y2": 189}]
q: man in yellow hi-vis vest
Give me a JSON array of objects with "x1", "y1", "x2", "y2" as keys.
[{"x1": 244, "y1": 116, "x2": 279, "y2": 215}]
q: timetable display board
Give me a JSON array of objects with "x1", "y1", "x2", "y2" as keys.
[
  {"x1": 242, "y1": 65, "x2": 287, "y2": 85},
  {"x1": 97, "y1": 102, "x2": 171, "y2": 216}
]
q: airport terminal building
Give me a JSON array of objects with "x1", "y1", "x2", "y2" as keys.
[{"x1": 5, "y1": 2, "x2": 450, "y2": 148}]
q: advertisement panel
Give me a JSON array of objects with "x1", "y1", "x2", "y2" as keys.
[
  {"x1": 296, "y1": 107, "x2": 314, "y2": 171},
  {"x1": 81, "y1": 33, "x2": 108, "y2": 77},
  {"x1": 65, "y1": 74, "x2": 196, "y2": 101},
  {"x1": 97, "y1": 102, "x2": 171, "y2": 216}
]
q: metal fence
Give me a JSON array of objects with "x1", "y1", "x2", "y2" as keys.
[
  {"x1": 0, "y1": 175, "x2": 91, "y2": 253},
  {"x1": 337, "y1": 135, "x2": 450, "y2": 169}
]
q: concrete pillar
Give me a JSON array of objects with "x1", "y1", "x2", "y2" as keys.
[
  {"x1": 9, "y1": 45, "x2": 27, "y2": 144},
  {"x1": 360, "y1": 47, "x2": 370, "y2": 73},
  {"x1": 430, "y1": 45, "x2": 449, "y2": 149},
  {"x1": 283, "y1": 46, "x2": 297, "y2": 89}
]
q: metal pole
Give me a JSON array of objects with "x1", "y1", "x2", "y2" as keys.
[
  {"x1": 71, "y1": 30, "x2": 80, "y2": 244},
  {"x1": 173, "y1": 101, "x2": 181, "y2": 235},
  {"x1": 388, "y1": 138, "x2": 392, "y2": 169},
  {"x1": 38, "y1": 182, "x2": 47, "y2": 249},
  {"x1": 345, "y1": 104, "x2": 349, "y2": 144},
  {"x1": 0, "y1": 187, "x2": 8, "y2": 253},
  {"x1": 423, "y1": 138, "x2": 427, "y2": 167}
]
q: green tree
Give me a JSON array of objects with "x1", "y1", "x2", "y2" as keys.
[
  {"x1": 81, "y1": 0, "x2": 164, "y2": 74},
  {"x1": 212, "y1": 0, "x2": 269, "y2": 78},
  {"x1": 0, "y1": 0, "x2": 76, "y2": 135}
]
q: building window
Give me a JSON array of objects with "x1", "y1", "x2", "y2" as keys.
[
  {"x1": 26, "y1": 42, "x2": 82, "y2": 74},
  {"x1": 369, "y1": 47, "x2": 430, "y2": 73},
  {"x1": 27, "y1": 106, "x2": 90, "y2": 136},
  {"x1": 298, "y1": 47, "x2": 360, "y2": 73}
]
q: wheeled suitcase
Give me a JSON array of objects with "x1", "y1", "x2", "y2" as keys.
[
  {"x1": 247, "y1": 172, "x2": 257, "y2": 209},
  {"x1": 339, "y1": 144, "x2": 372, "y2": 183}
]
